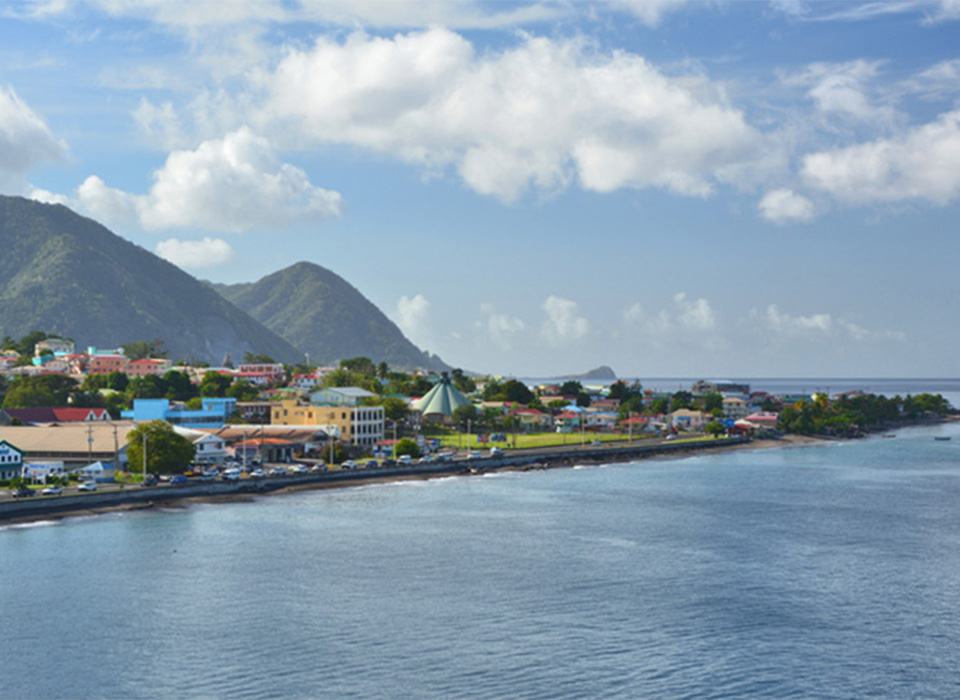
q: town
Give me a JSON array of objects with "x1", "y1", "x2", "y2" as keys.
[{"x1": 0, "y1": 332, "x2": 952, "y2": 498}]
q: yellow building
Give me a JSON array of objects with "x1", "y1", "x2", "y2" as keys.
[{"x1": 271, "y1": 400, "x2": 384, "y2": 446}]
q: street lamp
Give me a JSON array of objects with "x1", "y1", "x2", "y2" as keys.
[{"x1": 142, "y1": 432, "x2": 149, "y2": 479}]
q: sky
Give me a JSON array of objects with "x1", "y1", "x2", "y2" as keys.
[{"x1": 1, "y1": 0, "x2": 959, "y2": 378}]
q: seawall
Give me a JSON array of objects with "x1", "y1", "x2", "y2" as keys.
[{"x1": 0, "y1": 436, "x2": 749, "y2": 523}]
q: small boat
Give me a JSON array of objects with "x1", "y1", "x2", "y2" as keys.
[
  {"x1": 934, "y1": 436, "x2": 952, "y2": 441},
  {"x1": 882, "y1": 434, "x2": 896, "y2": 438}
]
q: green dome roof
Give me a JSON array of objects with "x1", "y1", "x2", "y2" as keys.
[{"x1": 412, "y1": 375, "x2": 471, "y2": 417}]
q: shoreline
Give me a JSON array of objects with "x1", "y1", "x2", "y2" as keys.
[{"x1": 0, "y1": 433, "x2": 823, "y2": 527}]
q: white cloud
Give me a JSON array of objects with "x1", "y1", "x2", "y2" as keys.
[
  {"x1": 674, "y1": 292, "x2": 716, "y2": 331},
  {"x1": 750, "y1": 304, "x2": 905, "y2": 341},
  {"x1": 0, "y1": 85, "x2": 67, "y2": 188},
  {"x1": 253, "y1": 28, "x2": 765, "y2": 202},
  {"x1": 477, "y1": 303, "x2": 525, "y2": 348},
  {"x1": 395, "y1": 294, "x2": 432, "y2": 346},
  {"x1": 26, "y1": 186, "x2": 68, "y2": 205},
  {"x1": 541, "y1": 296, "x2": 589, "y2": 344},
  {"x1": 783, "y1": 60, "x2": 891, "y2": 124},
  {"x1": 802, "y1": 108, "x2": 960, "y2": 205},
  {"x1": 622, "y1": 293, "x2": 717, "y2": 340},
  {"x1": 605, "y1": 0, "x2": 692, "y2": 26},
  {"x1": 154, "y1": 237, "x2": 235, "y2": 268},
  {"x1": 75, "y1": 127, "x2": 342, "y2": 232},
  {"x1": 758, "y1": 188, "x2": 816, "y2": 223}
]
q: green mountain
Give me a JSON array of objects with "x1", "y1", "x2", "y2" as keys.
[
  {"x1": 0, "y1": 196, "x2": 300, "y2": 364},
  {"x1": 212, "y1": 262, "x2": 449, "y2": 371}
]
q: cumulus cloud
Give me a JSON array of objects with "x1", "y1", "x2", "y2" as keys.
[
  {"x1": 758, "y1": 188, "x2": 816, "y2": 223},
  {"x1": 802, "y1": 109, "x2": 960, "y2": 205},
  {"x1": 541, "y1": 296, "x2": 589, "y2": 344},
  {"x1": 75, "y1": 127, "x2": 342, "y2": 231},
  {"x1": 782, "y1": 60, "x2": 892, "y2": 125},
  {"x1": 253, "y1": 28, "x2": 765, "y2": 202},
  {"x1": 155, "y1": 237, "x2": 235, "y2": 268},
  {"x1": 395, "y1": 294, "x2": 433, "y2": 347},
  {"x1": 750, "y1": 304, "x2": 904, "y2": 341},
  {"x1": 0, "y1": 85, "x2": 67, "y2": 188},
  {"x1": 605, "y1": 0, "x2": 692, "y2": 26},
  {"x1": 622, "y1": 293, "x2": 717, "y2": 340},
  {"x1": 476, "y1": 303, "x2": 525, "y2": 348}
]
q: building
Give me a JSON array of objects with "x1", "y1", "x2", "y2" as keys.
[
  {"x1": 0, "y1": 440, "x2": 24, "y2": 480},
  {"x1": 692, "y1": 380, "x2": 751, "y2": 396},
  {"x1": 721, "y1": 397, "x2": 752, "y2": 421},
  {"x1": 200, "y1": 425, "x2": 332, "y2": 463},
  {"x1": 412, "y1": 375, "x2": 471, "y2": 421},
  {"x1": 236, "y1": 362, "x2": 286, "y2": 384},
  {"x1": 310, "y1": 386, "x2": 377, "y2": 407},
  {"x1": 669, "y1": 408, "x2": 708, "y2": 432},
  {"x1": 122, "y1": 398, "x2": 236, "y2": 428},
  {"x1": 125, "y1": 358, "x2": 173, "y2": 378},
  {"x1": 34, "y1": 338, "x2": 76, "y2": 357},
  {"x1": 173, "y1": 427, "x2": 227, "y2": 465},
  {"x1": 272, "y1": 399, "x2": 384, "y2": 447},
  {"x1": 88, "y1": 353, "x2": 128, "y2": 375},
  {"x1": 0, "y1": 424, "x2": 137, "y2": 470},
  {"x1": 4, "y1": 407, "x2": 112, "y2": 424}
]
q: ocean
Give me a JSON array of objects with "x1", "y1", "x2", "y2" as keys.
[{"x1": 2, "y1": 384, "x2": 960, "y2": 698}]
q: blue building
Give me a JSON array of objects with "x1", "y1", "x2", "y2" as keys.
[{"x1": 122, "y1": 398, "x2": 236, "y2": 428}]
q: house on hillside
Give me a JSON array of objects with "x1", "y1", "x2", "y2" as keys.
[
  {"x1": 310, "y1": 386, "x2": 377, "y2": 407},
  {"x1": 122, "y1": 398, "x2": 236, "y2": 428},
  {"x1": 3, "y1": 407, "x2": 111, "y2": 425}
]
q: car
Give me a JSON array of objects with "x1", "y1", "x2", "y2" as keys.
[
  {"x1": 248, "y1": 468, "x2": 267, "y2": 478},
  {"x1": 11, "y1": 487, "x2": 35, "y2": 498},
  {"x1": 341, "y1": 460, "x2": 358, "y2": 470},
  {"x1": 290, "y1": 464, "x2": 309, "y2": 474},
  {"x1": 41, "y1": 485, "x2": 63, "y2": 496},
  {"x1": 467, "y1": 451, "x2": 483, "y2": 460},
  {"x1": 141, "y1": 474, "x2": 159, "y2": 487},
  {"x1": 381, "y1": 459, "x2": 397, "y2": 467},
  {"x1": 221, "y1": 468, "x2": 242, "y2": 481},
  {"x1": 308, "y1": 464, "x2": 326, "y2": 473},
  {"x1": 170, "y1": 475, "x2": 189, "y2": 485},
  {"x1": 269, "y1": 467, "x2": 287, "y2": 476},
  {"x1": 78, "y1": 481, "x2": 98, "y2": 492},
  {"x1": 489, "y1": 447, "x2": 504, "y2": 457},
  {"x1": 364, "y1": 460, "x2": 379, "y2": 468},
  {"x1": 665, "y1": 434, "x2": 677, "y2": 441},
  {"x1": 397, "y1": 455, "x2": 413, "y2": 465}
]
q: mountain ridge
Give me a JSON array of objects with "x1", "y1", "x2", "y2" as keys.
[
  {"x1": 0, "y1": 196, "x2": 301, "y2": 364},
  {"x1": 212, "y1": 261, "x2": 449, "y2": 371}
]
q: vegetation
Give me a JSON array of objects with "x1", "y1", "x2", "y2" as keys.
[
  {"x1": 394, "y1": 438, "x2": 421, "y2": 459},
  {"x1": 213, "y1": 261, "x2": 448, "y2": 371},
  {"x1": 125, "y1": 420, "x2": 195, "y2": 474},
  {"x1": 778, "y1": 392, "x2": 952, "y2": 435}
]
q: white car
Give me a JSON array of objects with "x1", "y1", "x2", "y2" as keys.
[
  {"x1": 221, "y1": 468, "x2": 242, "y2": 481},
  {"x1": 78, "y1": 481, "x2": 98, "y2": 492},
  {"x1": 41, "y1": 485, "x2": 63, "y2": 495}
]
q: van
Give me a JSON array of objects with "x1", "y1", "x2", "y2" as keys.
[{"x1": 398, "y1": 455, "x2": 413, "y2": 465}]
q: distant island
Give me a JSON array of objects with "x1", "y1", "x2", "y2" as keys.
[{"x1": 552, "y1": 366, "x2": 617, "y2": 381}]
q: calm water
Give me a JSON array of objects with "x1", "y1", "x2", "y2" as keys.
[{"x1": 3, "y1": 423, "x2": 960, "y2": 698}]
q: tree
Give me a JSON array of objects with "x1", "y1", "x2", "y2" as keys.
[
  {"x1": 576, "y1": 391, "x2": 592, "y2": 408},
  {"x1": 200, "y1": 371, "x2": 232, "y2": 397},
  {"x1": 340, "y1": 356, "x2": 376, "y2": 376},
  {"x1": 126, "y1": 374, "x2": 166, "y2": 400},
  {"x1": 226, "y1": 380, "x2": 260, "y2": 402},
  {"x1": 705, "y1": 419, "x2": 725, "y2": 437},
  {"x1": 451, "y1": 368, "x2": 476, "y2": 394},
  {"x1": 126, "y1": 420, "x2": 195, "y2": 474},
  {"x1": 699, "y1": 392, "x2": 723, "y2": 413},
  {"x1": 649, "y1": 397, "x2": 670, "y2": 415},
  {"x1": 608, "y1": 380, "x2": 642, "y2": 402},
  {"x1": 122, "y1": 339, "x2": 167, "y2": 361},
  {"x1": 394, "y1": 438, "x2": 421, "y2": 459},
  {"x1": 242, "y1": 353, "x2": 276, "y2": 364},
  {"x1": 380, "y1": 397, "x2": 410, "y2": 423},
  {"x1": 163, "y1": 370, "x2": 197, "y2": 401},
  {"x1": 106, "y1": 371, "x2": 129, "y2": 392},
  {"x1": 452, "y1": 403, "x2": 478, "y2": 429},
  {"x1": 501, "y1": 379, "x2": 534, "y2": 405},
  {"x1": 377, "y1": 362, "x2": 390, "y2": 380},
  {"x1": 670, "y1": 391, "x2": 693, "y2": 411},
  {"x1": 559, "y1": 380, "x2": 583, "y2": 396},
  {"x1": 3, "y1": 374, "x2": 80, "y2": 408}
]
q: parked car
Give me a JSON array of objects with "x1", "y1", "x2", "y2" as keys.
[
  {"x1": 41, "y1": 485, "x2": 63, "y2": 495},
  {"x1": 78, "y1": 481, "x2": 98, "y2": 492},
  {"x1": 170, "y1": 475, "x2": 189, "y2": 485},
  {"x1": 467, "y1": 451, "x2": 483, "y2": 460},
  {"x1": 290, "y1": 464, "x2": 309, "y2": 474},
  {"x1": 381, "y1": 459, "x2": 397, "y2": 467},
  {"x1": 308, "y1": 464, "x2": 326, "y2": 473},
  {"x1": 248, "y1": 468, "x2": 266, "y2": 478},
  {"x1": 221, "y1": 468, "x2": 242, "y2": 481},
  {"x1": 398, "y1": 455, "x2": 413, "y2": 465},
  {"x1": 142, "y1": 474, "x2": 159, "y2": 487},
  {"x1": 269, "y1": 467, "x2": 287, "y2": 476},
  {"x1": 489, "y1": 447, "x2": 504, "y2": 457},
  {"x1": 11, "y1": 487, "x2": 35, "y2": 498},
  {"x1": 341, "y1": 460, "x2": 358, "y2": 470},
  {"x1": 364, "y1": 460, "x2": 379, "y2": 468}
]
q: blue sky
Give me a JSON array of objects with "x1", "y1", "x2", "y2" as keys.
[{"x1": 1, "y1": 0, "x2": 959, "y2": 378}]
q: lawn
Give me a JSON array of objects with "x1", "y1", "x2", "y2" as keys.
[{"x1": 424, "y1": 430, "x2": 660, "y2": 451}]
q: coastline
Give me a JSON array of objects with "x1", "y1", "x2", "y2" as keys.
[{"x1": 0, "y1": 433, "x2": 822, "y2": 527}]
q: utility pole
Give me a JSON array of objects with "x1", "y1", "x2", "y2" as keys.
[
  {"x1": 86, "y1": 424, "x2": 94, "y2": 464},
  {"x1": 628, "y1": 410, "x2": 633, "y2": 444},
  {"x1": 113, "y1": 424, "x2": 120, "y2": 470},
  {"x1": 142, "y1": 432, "x2": 149, "y2": 479}
]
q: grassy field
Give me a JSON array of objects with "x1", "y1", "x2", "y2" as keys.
[{"x1": 423, "y1": 430, "x2": 662, "y2": 451}]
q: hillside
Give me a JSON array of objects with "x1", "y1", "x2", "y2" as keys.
[
  {"x1": 213, "y1": 262, "x2": 448, "y2": 371},
  {"x1": 0, "y1": 196, "x2": 300, "y2": 364}
]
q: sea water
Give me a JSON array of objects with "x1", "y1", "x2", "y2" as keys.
[{"x1": 2, "y1": 422, "x2": 960, "y2": 698}]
